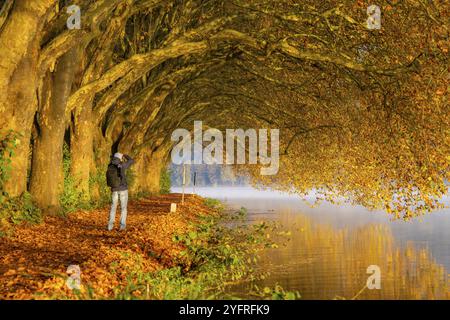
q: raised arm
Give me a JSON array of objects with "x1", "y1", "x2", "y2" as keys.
[{"x1": 121, "y1": 154, "x2": 135, "y2": 169}]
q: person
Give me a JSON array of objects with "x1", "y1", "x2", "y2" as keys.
[{"x1": 107, "y1": 152, "x2": 134, "y2": 231}]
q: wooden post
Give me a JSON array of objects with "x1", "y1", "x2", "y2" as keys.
[
  {"x1": 193, "y1": 171, "x2": 196, "y2": 196},
  {"x1": 182, "y1": 164, "x2": 186, "y2": 204}
]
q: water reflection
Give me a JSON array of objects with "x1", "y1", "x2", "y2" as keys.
[
  {"x1": 172, "y1": 187, "x2": 450, "y2": 299},
  {"x1": 243, "y1": 212, "x2": 449, "y2": 300}
]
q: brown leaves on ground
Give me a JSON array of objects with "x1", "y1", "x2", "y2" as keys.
[{"x1": 0, "y1": 194, "x2": 214, "y2": 299}]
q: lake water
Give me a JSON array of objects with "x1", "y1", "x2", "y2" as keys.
[{"x1": 172, "y1": 187, "x2": 450, "y2": 299}]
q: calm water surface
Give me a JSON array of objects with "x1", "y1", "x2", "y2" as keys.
[{"x1": 173, "y1": 187, "x2": 450, "y2": 299}]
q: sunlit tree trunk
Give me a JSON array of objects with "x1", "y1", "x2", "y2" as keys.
[
  {"x1": 142, "y1": 152, "x2": 164, "y2": 195},
  {"x1": 70, "y1": 97, "x2": 94, "y2": 202},
  {"x1": 30, "y1": 48, "x2": 79, "y2": 213},
  {"x1": 128, "y1": 151, "x2": 161, "y2": 196},
  {"x1": 0, "y1": 0, "x2": 55, "y2": 197},
  {"x1": 86, "y1": 128, "x2": 114, "y2": 202}
]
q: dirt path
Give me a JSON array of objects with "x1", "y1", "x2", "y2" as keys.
[{"x1": 0, "y1": 194, "x2": 213, "y2": 299}]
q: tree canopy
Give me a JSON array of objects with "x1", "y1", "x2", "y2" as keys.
[{"x1": 0, "y1": 0, "x2": 448, "y2": 218}]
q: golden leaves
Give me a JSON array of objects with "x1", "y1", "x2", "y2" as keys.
[{"x1": 0, "y1": 194, "x2": 211, "y2": 299}]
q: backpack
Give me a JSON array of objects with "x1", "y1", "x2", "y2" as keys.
[{"x1": 106, "y1": 163, "x2": 121, "y2": 188}]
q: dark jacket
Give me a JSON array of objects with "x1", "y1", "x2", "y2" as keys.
[{"x1": 110, "y1": 155, "x2": 134, "y2": 192}]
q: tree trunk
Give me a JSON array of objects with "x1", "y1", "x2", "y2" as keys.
[
  {"x1": 1, "y1": 49, "x2": 40, "y2": 198},
  {"x1": 89, "y1": 128, "x2": 113, "y2": 202},
  {"x1": 30, "y1": 48, "x2": 79, "y2": 213},
  {"x1": 70, "y1": 97, "x2": 94, "y2": 202},
  {"x1": 131, "y1": 148, "x2": 168, "y2": 195},
  {"x1": 0, "y1": 0, "x2": 55, "y2": 197}
]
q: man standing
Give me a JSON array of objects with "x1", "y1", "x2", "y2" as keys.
[{"x1": 106, "y1": 152, "x2": 134, "y2": 231}]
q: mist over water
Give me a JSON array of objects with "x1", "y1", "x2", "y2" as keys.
[{"x1": 172, "y1": 186, "x2": 450, "y2": 299}]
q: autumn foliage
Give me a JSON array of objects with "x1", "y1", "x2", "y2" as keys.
[
  {"x1": 0, "y1": 194, "x2": 214, "y2": 299},
  {"x1": 0, "y1": 0, "x2": 448, "y2": 219}
]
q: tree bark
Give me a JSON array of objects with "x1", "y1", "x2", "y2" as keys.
[
  {"x1": 90, "y1": 128, "x2": 114, "y2": 202},
  {"x1": 30, "y1": 47, "x2": 79, "y2": 213},
  {"x1": 70, "y1": 97, "x2": 94, "y2": 202},
  {"x1": 0, "y1": 0, "x2": 55, "y2": 197},
  {"x1": 131, "y1": 149, "x2": 167, "y2": 195}
]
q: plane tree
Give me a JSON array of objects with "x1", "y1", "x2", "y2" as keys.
[{"x1": 0, "y1": 0, "x2": 447, "y2": 217}]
